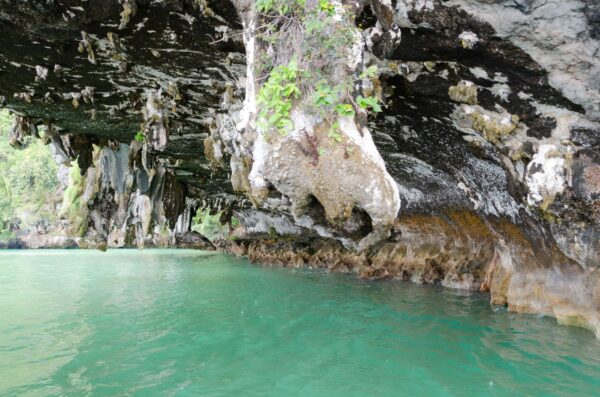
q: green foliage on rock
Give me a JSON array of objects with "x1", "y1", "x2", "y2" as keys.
[
  {"x1": 191, "y1": 208, "x2": 241, "y2": 242},
  {"x1": 59, "y1": 160, "x2": 88, "y2": 237},
  {"x1": 191, "y1": 209, "x2": 227, "y2": 241},
  {"x1": 356, "y1": 95, "x2": 382, "y2": 113},
  {"x1": 256, "y1": 0, "x2": 306, "y2": 15},
  {"x1": 134, "y1": 130, "x2": 145, "y2": 142},
  {"x1": 254, "y1": 0, "x2": 382, "y2": 139},
  {"x1": 0, "y1": 110, "x2": 59, "y2": 239},
  {"x1": 257, "y1": 61, "x2": 302, "y2": 134}
]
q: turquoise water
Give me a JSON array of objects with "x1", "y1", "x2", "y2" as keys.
[{"x1": 0, "y1": 250, "x2": 599, "y2": 396}]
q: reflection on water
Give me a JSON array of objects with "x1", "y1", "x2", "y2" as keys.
[{"x1": 0, "y1": 250, "x2": 599, "y2": 396}]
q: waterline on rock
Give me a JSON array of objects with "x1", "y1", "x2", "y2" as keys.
[{"x1": 0, "y1": 250, "x2": 599, "y2": 396}]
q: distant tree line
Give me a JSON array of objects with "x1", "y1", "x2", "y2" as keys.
[{"x1": 0, "y1": 110, "x2": 59, "y2": 240}]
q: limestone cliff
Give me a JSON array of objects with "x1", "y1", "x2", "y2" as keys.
[{"x1": 1, "y1": 0, "x2": 599, "y2": 336}]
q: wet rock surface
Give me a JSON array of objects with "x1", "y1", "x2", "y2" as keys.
[
  {"x1": 1, "y1": 0, "x2": 599, "y2": 335},
  {"x1": 175, "y1": 231, "x2": 215, "y2": 250}
]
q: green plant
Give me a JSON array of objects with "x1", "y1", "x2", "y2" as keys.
[
  {"x1": 268, "y1": 226, "x2": 278, "y2": 238},
  {"x1": 257, "y1": 60, "x2": 302, "y2": 135},
  {"x1": 318, "y1": 0, "x2": 335, "y2": 15},
  {"x1": 0, "y1": 229, "x2": 15, "y2": 242},
  {"x1": 134, "y1": 130, "x2": 145, "y2": 142},
  {"x1": 256, "y1": 0, "x2": 306, "y2": 15},
  {"x1": 254, "y1": 0, "x2": 382, "y2": 143},
  {"x1": 191, "y1": 208, "x2": 229, "y2": 241},
  {"x1": 0, "y1": 110, "x2": 59, "y2": 235},
  {"x1": 328, "y1": 121, "x2": 342, "y2": 142},
  {"x1": 360, "y1": 65, "x2": 379, "y2": 79},
  {"x1": 59, "y1": 159, "x2": 88, "y2": 237},
  {"x1": 356, "y1": 95, "x2": 382, "y2": 113},
  {"x1": 335, "y1": 104, "x2": 355, "y2": 117}
]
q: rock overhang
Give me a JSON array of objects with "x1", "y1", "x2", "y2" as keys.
[{"x1": 1, "y1": 0, "x2": 600, "y2": 335}]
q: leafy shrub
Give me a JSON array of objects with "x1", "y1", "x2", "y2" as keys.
[
  {"x1": 254, "y1": 0, "x2": 382, "y2": 141},
  {"x1": 59, "y1": 160, "x2": 88, "y2": 237},
  {"x1": 134, "y1": 130, "x2": 145, "y2": 142},
  {"x1": 191, "y1": 208, "x2": 228, "y2": 241},
  {"x1": 0, "y1": 110, "x2": 59, "y2": 238},
  {"x1": 257, "y1": 61, "x2": 301, "y2": 135}
]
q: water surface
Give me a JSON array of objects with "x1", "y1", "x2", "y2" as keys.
[{"x1": 0, "y1": 250, "x2": 599, "y2": 396}]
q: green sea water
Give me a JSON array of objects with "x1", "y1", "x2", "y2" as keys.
[{"x1": 0, "y1": 250, "x2": 599, "y2": 396}]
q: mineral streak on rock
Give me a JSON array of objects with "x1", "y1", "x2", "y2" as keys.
[
  {"x1": 0, "y1": 0, "x2": 599, "y2": 336},
  {"x1": 449, "y1": 80, "x2": 478, "y2": 105},
  {"x1": 119, "y1": 0, "x2": 137, "y2": 30},
  {"x1": 223, "y1": 0, "x2": 402, "y2": 251}
]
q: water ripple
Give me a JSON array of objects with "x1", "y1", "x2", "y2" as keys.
[{"x1": 0, "y1": 249, "x2": 599, "y2": 396}]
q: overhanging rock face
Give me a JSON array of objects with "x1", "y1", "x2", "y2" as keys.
[{"x1": 1, "y1": 0, "x2": 600, "y2": 335}]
